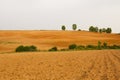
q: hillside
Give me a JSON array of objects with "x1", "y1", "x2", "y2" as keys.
[
  {"x1": 0, "y1": 30, "x2": 120, "y2": 80},
  {"x1": 0, "y1": 30, "x2": 120, "y2": 52}
]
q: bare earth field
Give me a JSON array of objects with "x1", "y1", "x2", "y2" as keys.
[
  {"x1": 0, "y1": 50, "x2": 120, "y2": 80},
  {"x1": 0, "y1": 30, "x2": 120, "y2": 53}
]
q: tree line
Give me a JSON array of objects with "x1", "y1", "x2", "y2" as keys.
[
  {"x1": 61, "y1": 24, "x2": 112, "y2": 33},
  {"x1": 89, "y1": 26, "x2": 112, "y2": 33}
]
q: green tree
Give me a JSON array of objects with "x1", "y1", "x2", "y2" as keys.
[
  {"x1": 99, "y1": 29, "x2": 102, "y2": 33},
  {"x1": 61, "y1": 25, "x2": 66, "y2": 31},
  {"x1": 102, "y1": 28, "x2": 106, "y2": 32},
  {"x1": 89, "y1": 26, "x2": 95, "y2": 32},
  {"x1": 95, "y1": 27, "x2": 98, "y2": 32},
  {"x1": 106, "y1": 28, "x2": 112, "y2": 33},
  {"x1": 72, "y1": 24, "x2": 77, "y2": 30}
]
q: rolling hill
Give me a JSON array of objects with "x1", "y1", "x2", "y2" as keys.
[
  {"x1": 0, "y1": 30, "x2": 120, "y2": 80},
  {"x1": 0, "y1": 30, "x2": 120, "y2": 53}
]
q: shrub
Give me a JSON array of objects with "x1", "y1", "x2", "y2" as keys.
[
  {"x1": 98, "y1": 41, "x2": 102, "y2": 50},
  {"x1": 86, "y1": 45, "x2": 97, "y2": 49},
  {"x1": 69, "y1": 44, "x2": 77, "y2": 49},
  {"x1": 29, "y1": 45, "x2": 37, "y2": 51},
  {"x1": 16, "y1": 45, "x2": 24, "y2": 52},
  {"x1": 78, "y1": 29, "x2": 81, "y2": 31},
  {"x1": 49, "y1": 47, "x2": 58, "y2": 51},
  {"x1": 102, "y1": 42, "x2": 108, "y2": 49},
  {"x1": 60, "y1": 49, "x2": 67, "y2": 51},
  {"x1": 15, "y1": 45, "x2": 37, "y2": 52},
  {"x1": 77, "y1": 45, "x2": 85, "y2": 50},
  {"x1": 108, "y1": 45, "x2": 120, "y2": 49}
]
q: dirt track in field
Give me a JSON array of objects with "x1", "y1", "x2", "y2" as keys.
[
  {"x1": 0, "y1": 50, "x2": 120, "y2": 80},
  {"x1": 0, "y1": 30, "x2": 120, "y2": 52}
]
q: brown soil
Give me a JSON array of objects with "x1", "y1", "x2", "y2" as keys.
[{"x1": 0, "y1": 50, "x2": 120, "y2": 80}]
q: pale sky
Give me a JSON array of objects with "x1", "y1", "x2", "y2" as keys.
[{"x1": 0, "y1": 0, "x2": 120, "y2": 33}]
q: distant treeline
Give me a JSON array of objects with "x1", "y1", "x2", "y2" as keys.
[
  {"x1": 61, "y1": 24, "x2": 112, "y2": 33},
  {"x1": 89, "y1": 26, "x2": 112, "y2": 33}
]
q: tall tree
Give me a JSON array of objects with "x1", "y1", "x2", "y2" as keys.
[
  {"x1": 72, "y1": 24, "x2": 77, "y2": 30},
  {"x1": 61, "y1": 25, "x2": 66, "y2": 31},
  {"x1": 106, "y1": 28, "x2": 112, "y2": 33},
  {"x1": 95, "y1": 27, "x2": 98, "y2": 32},
  {"x1": 99, "y1": 29, "x2": 102, "y2": 33},
  {"x1": 89, "y1": 26, "x2": 94, "y2": 32},
  {"x1": 102, "y1": 28, "x2": 106, "y2": 32}
]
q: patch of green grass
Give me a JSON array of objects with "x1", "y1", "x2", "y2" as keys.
[{"x1": 0, "y1": 41, "x2": 20, "y2": 44}]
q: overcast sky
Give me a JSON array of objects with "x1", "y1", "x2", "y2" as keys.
[{"x1": 0, "y1": 0, "x2": 120, "y2": 33}]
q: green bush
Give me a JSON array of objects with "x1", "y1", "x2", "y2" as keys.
[
  {"x1": 29, "y1": 45, "x2": 37, "y2": 51},
  {"x1": 98, "y1": 41, "x2": 102, "y2": 50},
  {"x1": 86, "y1": 45, "x2": 97, "y2": 49},
  {"x1": 60, "y1": 49, "x2": 67, "y2": 51},
  {"x1": 69, "y1": 44, "x2": 77, "y2": 49},
  {"x1": 49, "y1": 47, "x2": 58, "y2": 51},
  {"x1": 78, "y1": 29, "x2": 81, "y2": 31},
  {"x1": 102, "y1": 42, "x2": 108, "y2": 49},
  {"x1": 108, "y1": 45, "x2": 120, "y2": 49},
  {"x1": 67, "y1": 43, "x2": 120, "y2": 51},
  {"x1": 15, "y1": 45, "x2": 24, "y2": 52},
  {"x1": 15, "y1": 45, "x2": 37, "y2": 52},
  {"x1": 77, "y1": 45, "x2": 85, "y2": 50}
]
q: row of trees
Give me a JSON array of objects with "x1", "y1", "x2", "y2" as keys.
[
  {"x1": 89, "y1": 26, "x2": 112, "y2": 33},
  {"x1": 61, "y1": 24, "x2": 112, "y2": 33}
]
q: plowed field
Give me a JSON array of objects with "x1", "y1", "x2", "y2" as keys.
[{"x1": 0, "y1": 50, "x2": 120, "y2": 80}]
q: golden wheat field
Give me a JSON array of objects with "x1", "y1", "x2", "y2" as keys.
[
  {"x1": 0, "y1": 30, "x2": 120, "y2": 80},
  {"x1": 0, "y1": 50, "x2": 120, "y2": 80},
  {"x1": 0, "y1": 30, "x2": 120, "y2": 53}
]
